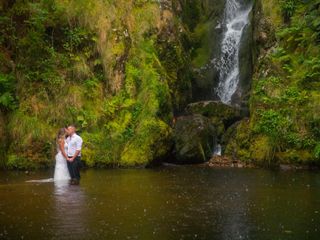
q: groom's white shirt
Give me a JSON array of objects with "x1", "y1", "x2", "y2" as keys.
[{"x1": 66, "y1": 133, "x2": 83, "y2": 157}]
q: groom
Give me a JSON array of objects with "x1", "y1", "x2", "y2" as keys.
[{"x1": 66, "y1": 125, "x2": 83, "y2": 185}]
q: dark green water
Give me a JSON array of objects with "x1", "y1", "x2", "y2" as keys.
[{"x1": 0, "y1": 166, "x2": 320, "y2": 240}]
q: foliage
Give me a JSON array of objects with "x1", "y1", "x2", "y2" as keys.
[
  {"x1": 255, "y1": 110, "x2": 291, "y2": 147},
  {"x1": 0, "y1": 0, "x2": 189, "y2": 169},
  {"x1": 279, "y1": 0, "x2": 297, "y2": 22},
  {"x1": 0, "y1": 73, "x2": 16, "y2": 111},
  {"x1": 93, "y1": 39, "x2": 173, "y2": 166},
  {"x1": 314, "y1": 143, "x2": 320, "y2": 160},
  {"x1": 227, "y1": 0, "x2": 320, "y2": 165}
]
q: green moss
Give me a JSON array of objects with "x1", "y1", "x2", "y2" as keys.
[
  {"x1": 101, "y1": 38, "x2": 173, "y2": 167},
  {"x1": 249, "y1": 135, "x2": 273, "y2": 164},
  {"x1": 120, "y1": 119, "x2": 172, "y2": 166},
  {"x1": 176, "y1": 0, "x2": 201, "y2": 31},
  {"x1": 261, "y1": 0, "x2": 282, "y2": 27},
  {"x1": 185, "y1": 101, "x2": 240, "y2": 121},
  {"x1": 224, "y1": 120, "x2": 251, "y2": 161},
  {"x1": 275, "y1": 150, "x2": 313, "y2": 165},
  {"x1": 173, "y1": 114, "x2": 215, "y2": 163},
  {"x1": 191, "y1": 22, "x2": 211, "y2": 68},
  {"x1": 0, "y1": 0, "x2": 192, "y2": 169},
  {"x1": 7, "y1": 154, "x2": 39, "y2": 170}
]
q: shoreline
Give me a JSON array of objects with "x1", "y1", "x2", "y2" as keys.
[
  {"x1": 1, "y1": 158, "x2": 319, "y2": 172},
  {"x1": 200, "y1": 155, "x2": 320, "y2": 171}
]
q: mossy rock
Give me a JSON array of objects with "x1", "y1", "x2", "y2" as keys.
[
  {"x1": 173, "y1": 114, "x2": 216, "y2": 164},
  {"x1": 176, "y1": 0, "x2": 226, "y2": 101},
  {"x1": 223, "y1": 119, "x2": 251, "y2": 160},
  {"x1": 249, "y1": 135, "x2": 272, "y2": 163},
  {"x1": 185, "y1": 101, "x2": 241, "y2": 127},
  {"x1": 223, "y1": 120, "x2": 274, "y2": 165},
  {"x1": 275, "y1": 150, "x2": 314, "y2": 165},
  {"x1": 120, "y1": 119, "x2": 173, "y2": 167},
  {"x1": 211, "y1": 117, "x2": 225, "y2": 138}
]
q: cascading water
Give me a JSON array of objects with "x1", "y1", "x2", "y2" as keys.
[
  {"x1": 213, "y1": 144, "x2": 222, "y2": 156},
  {"x1": 215, "y1": 0, "x2": 252, "y2": 104}
]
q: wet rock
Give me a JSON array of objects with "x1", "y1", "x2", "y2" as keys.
[
  {"x1": 253, "y1": 0, "x2": 277, "y2": 52},
  {"x1": 236, "y1": 5, "x2": 253, "y2": 109},
  {"x1": 182, "y1": 0, "x2": 226, "y2": 101},
  {"x1": 222, "y1": 118, "x2": 249, "y2": 154},
  {"x1": 173, "y1": 114, "x2": 216, "y2": 164},
  {"x1": 279, "y1": 164, "x2": 294, "y2": 171},
  {"x1": 206, "y1": 155, "x2": 255, "y2": 168},
  {"x1": 185, "y1": 101, "x2": 241, "y2": 127},
  {"x1": 279, "y1": 164, "x2": 314, "y2": 171}
]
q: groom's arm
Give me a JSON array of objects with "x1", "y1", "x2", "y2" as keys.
[{"x1": 69, "y1": 150, "x2": 80, "y2": 161}]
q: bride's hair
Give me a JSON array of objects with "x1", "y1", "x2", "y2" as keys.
[{"x1": 56, "y1": 128, "x2": 66, "y2": 144}]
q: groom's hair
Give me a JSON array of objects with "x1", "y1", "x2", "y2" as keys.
[{"x1": 68, "y1": 124, "x2": 76, "y2": 129}]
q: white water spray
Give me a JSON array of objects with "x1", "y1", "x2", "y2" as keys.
[{"x1": 213, "y1": 144, "x2": 222, "y2": 156}]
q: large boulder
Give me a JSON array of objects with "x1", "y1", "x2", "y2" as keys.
[
  {"x1": 173, "y1": 114, "x2": 216, "y2": 164},
  {"x1": 185, "y1": 101, "x2": 241, "y2": 128}
]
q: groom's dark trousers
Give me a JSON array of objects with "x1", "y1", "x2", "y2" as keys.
[{"x1": 67, "y1": 156, "x2": 81, "y2": 180}]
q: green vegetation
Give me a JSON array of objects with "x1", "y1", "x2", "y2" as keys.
[
  {"x1": 0, "y1": 0, "x2": 192, "y2": 169},
  {"x1": 225, "y1": 0, "x2": 320, "y2": 166},
  {"x1": 1, "y1": 0, "x2": 320, "y2": 169},
  {"x1": 0, "y1": 73, "x2": 16, "y2": 111},
  {"x1": 279, "y1": 0, "x2": 297, "y2": 22}
]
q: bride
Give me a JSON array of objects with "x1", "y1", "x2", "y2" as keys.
[
  {"x1": 54, "y1": 128, "x2": 71, "y2": 182},
  {"x1": 26, "y1": 128, "x2": 70, "y2": 183}
]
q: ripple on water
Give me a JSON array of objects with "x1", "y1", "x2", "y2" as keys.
[{"x1": 0, "y1": 168, "x2": 320, "y2": 239}]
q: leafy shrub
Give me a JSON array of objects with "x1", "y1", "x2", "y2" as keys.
[
  {"x1": 279, "y1": 0, "x2": 297, "y2": 22},
  {"x1": 0, "y1": 73, "x2": 16, "y2": 111},
  {"x1": 255, "y1": 110, "x2": 292, "y2": 149},
  {"x1": 314, "y1": 143, "x2": 320, "y2": 160}
]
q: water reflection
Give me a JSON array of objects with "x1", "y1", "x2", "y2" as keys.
[
  {"x1": 54, "y1": 180, "x2": 70, "y2": 193},
  {"x1": 51, "y1": 181, "x2": 88, "y2": 239},
  {"x1": 220, "y1": 190, "x2": 250, "y2": 240}
]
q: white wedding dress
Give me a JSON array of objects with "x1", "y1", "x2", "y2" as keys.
[
  {"x1": 54, "y1": 140, "x2": 71, "y2": 181},
  {"x1": 26, "y1": 141, "x2": 70, "y2": 184}
]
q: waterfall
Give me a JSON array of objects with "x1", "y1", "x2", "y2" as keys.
[
  {"x1": 215, "y1": 0, "x2": 252, "y2": 104},
  {"x1": 213, "y1": 144, "x2": 222, "y2": 156}
]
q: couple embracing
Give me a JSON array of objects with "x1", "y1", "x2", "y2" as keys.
[{"x1": 54, "y1": 125, "x2": 83, "y2": 185}]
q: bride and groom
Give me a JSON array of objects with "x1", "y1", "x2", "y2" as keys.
[{"x1": 54, "y1": 125, "x2": 83, "y2": 185}]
